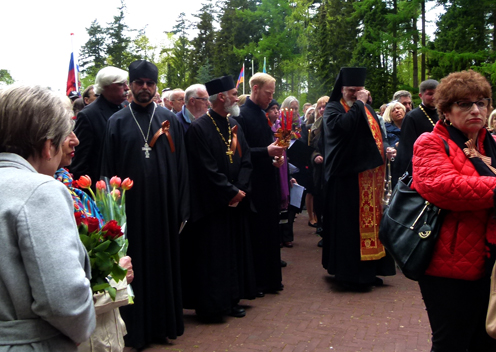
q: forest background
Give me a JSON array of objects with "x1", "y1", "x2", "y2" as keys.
[{"x1": 2, "y1": 0, "x2": 495, "y2": 109}]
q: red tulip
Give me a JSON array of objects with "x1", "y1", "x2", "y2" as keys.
[
  {"x1": 121, "y1": 178, "x2": 134, "y2": 191},
  {"x1": 110, "y1": 176, "x2": 121, "y2": 188},
  {"x1": 96, "y1": 180, "x2": 106, "y2": 191},
  {"x1": 78, "y1": 175, "x2": 92, "y2": 189},
  {"x1": 74, "y1": 212, "x2": 84, "y2": 226}
]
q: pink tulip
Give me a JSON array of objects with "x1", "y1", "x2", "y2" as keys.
[{"x1": 96, "y1": 180, "x2": 106, "y2": 191}]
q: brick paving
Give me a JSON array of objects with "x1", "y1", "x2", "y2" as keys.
[{"x1": 129, "y1": 212, "x2": 432, "y2": 352}]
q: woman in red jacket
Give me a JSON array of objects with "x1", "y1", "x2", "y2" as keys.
[{"x1": 412, "y1": 70, "x2": 496, "y2": 351}]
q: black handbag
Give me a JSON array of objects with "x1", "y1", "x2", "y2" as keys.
[{"x1": 379, "y1": 138, "x2": 448, "y2": 281}]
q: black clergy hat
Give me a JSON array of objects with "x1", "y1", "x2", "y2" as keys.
[
  {"x1": 329, "y1": 67, "x2": 367, "y2": 102},
  {"x1": 205, "y1": 76, "x2": 235, "y2": 96},
  {"x1": 129, "y1": 60, "x2": 158, "y2": 83}
]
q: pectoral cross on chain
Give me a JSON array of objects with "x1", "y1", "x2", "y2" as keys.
[
  {"x1": 226, "y1": 149, "x2": 234, "y2": 163},
  {"x1": 142, "y1": 142, "x2": 151, "y2": 159}
]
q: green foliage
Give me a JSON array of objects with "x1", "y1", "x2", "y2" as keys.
[
  {"x1": 0, "y1": 69, "x2": 15, "y2": 85},
  {"x1": 75, "y1": 0, "x2": 495, "y2": 107}
]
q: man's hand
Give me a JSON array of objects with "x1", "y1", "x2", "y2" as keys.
[
  {"x1": 386, "y1": 147, "x2": 397, "y2": 161},
  {"x1": 314, "y1": 155, "x2": 323, "y2": 164},
  {"x1": 356, "y1": 89, "x2": 370, "y2": 104},
  {"x1": 290, "y1": 178, "x2": 297, "y2": 188},
  {"x1": 273, "y1": 155, "x2": 285, "y2": 168},
  {"x1": 229, "y1": 190, "x2": 246, "y2": 205},
  {"x1": 267, "y1": 140, "x2": 286, "y2": 157}
]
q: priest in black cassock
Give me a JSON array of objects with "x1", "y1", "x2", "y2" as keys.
[
  {"x1": 392, "y1": 79, "x2": 439, "y2": 185},
  {"x1": 180, "y1": 75, "x2": 257, "y2": 322},
  {"x1": 100, "y1": 60, "x2": 189, "y2": 349},
  {"x1": 234, "y1": 73, "x2": 286, "y2": 297},
  {"x1": 322, "y1": 67, "x2": 395, "y2": 290}
]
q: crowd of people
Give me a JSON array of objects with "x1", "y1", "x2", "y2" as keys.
[{"x1": 1, "y1": 61, "x2": 496, "y2": 352}]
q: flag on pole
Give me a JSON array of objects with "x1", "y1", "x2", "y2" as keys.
[
  {"x1": 66, "y1": 33, "x2": 80, "y2": 96},
  {"x1": 263, "y1": 57, "x2": 266, "y2": 73},
  {"x1": 236, "y1": 65, "x2": 244, "y2": 89}
]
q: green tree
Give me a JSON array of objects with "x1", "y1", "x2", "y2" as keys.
[
  {"x1": 167, "y1": 13, "x2": 193, "y2": 88},
  {"x1": 190, "y1": 1, "x2": 217, "y2": 83},
  {"x1": 105, "y1": 0, "x2": 134, "y2": 69},
  {"x1": 79, "y1": 20, "x2": 107, "y2": 86},
  {"x1": 0, "y1": 69, "x2": 14, "y2": 85},
  {"x1": 308, "y1": 0, "x2": 358, "y2": 102}
]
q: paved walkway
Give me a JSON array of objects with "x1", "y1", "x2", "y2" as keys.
[{"x1": 131, "y1": 212, "x2": 432, "y2": 352}]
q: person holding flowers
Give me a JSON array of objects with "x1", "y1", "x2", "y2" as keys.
[
  {"x1": 0, "y1": 85, "x2": 95, "y2": 351},
  {"x1": 55, "y1": 128, "x2": 133, "y2": 352},
  {"x1": 100, "y1": 60, "x2": 189, "y2": 350}
]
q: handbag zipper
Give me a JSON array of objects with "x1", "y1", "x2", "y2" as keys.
[{"x1": 409, "y1": 201, "x2": 430, "y2": 230}]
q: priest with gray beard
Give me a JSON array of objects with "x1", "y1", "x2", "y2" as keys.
[{"x1": 181, "y1": 75, "x2": 257, "y2": 322}]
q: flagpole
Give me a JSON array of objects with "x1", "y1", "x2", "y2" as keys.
[
  {"x1": 71, "y1": 33, "x2": 78, "y2": 93},
  {"x1": 243, "y1": 63, "x2": 245, "y2": 95}
]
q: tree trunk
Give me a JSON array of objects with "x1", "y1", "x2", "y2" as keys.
[
  {"x1": 412, "y1": 17, "x2": 419, "y2": 89},
  {"x1": 421, "y1": 0, "x2": 426, "y2": 81},
  {"x1": 392, "y1": 0, "x2": 398, "y2": 93}
]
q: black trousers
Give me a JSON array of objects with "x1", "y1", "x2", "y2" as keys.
[{"x1": 418, "y1": 275, "x2": 496, "y2": 352}]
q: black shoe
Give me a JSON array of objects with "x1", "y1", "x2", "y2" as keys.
[
  {"x1": 308, "y1": 221, "x2": 318, "y2": 228},
  {"x1": 317, "y1": 239, "x2": 323, "y2": 247},
  {"x1": 256, "y1": 291, "x2": 265, "y2": 297},
  {"x1": 277, "y1": 284, "x2": 284, "y2": 291},
  {"x1": 316, "y1": 227, "x2": 323, "y2": 235},
  {"x1": 229, "y1": 305, "x2": 246, "y2": 318},
  {"x1": 196, "y1": 312, "x2": 224, "y2": 323},
  {"x1": 373, "y1": 277, "x2": 384, "y2": 286},
  {"x1": 281, "y1": 260, "x2": 287, "y2": 267}
]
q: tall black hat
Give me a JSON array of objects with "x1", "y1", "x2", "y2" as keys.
[
  {"x1": 205, "y1": 76, "x2": 235, "y2": 96},
  {"x1": 129, "y1": 60, "x2": 158, "y2": 83},
  {"x1": 329, "y1": 67, "x2": 367, "y2": 102}
]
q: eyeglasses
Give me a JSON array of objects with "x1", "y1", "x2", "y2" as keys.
[
  {"x1": 133, "y1": 80, "x2": 156, "y2": 87},
  {"x1": 194, "y1": 97, "x2": 209, "y2": 102},
  {"x1": 454, "y1": 98, "x2": 490, "y2": 111},
  {"x1": 114, "y1": 81, "x2": 129, "y2": 87}
]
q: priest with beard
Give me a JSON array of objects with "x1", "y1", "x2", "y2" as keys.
[
  {"x1": 181, "y1": 75, "x2": 257, "y2": 322},
  {"x1": 100, "y1": 60, "x2": 189, "y2": 350},
  {"x1": 322, "y1": 67, "x2": 395, "y2": 291}
]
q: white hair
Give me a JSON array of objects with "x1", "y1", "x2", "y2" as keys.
[
  {"x1": 185, "y1": 84, "x2": 207, "y2": 103},
  {"x1": 94, "y1": 67, "x2": 128, "y2": 95}
]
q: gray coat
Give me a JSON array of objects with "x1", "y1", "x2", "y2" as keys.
[{"x1": 0, "y1": 153, "x2": 96, "y2": 351}]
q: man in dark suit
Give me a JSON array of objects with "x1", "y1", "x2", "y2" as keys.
[{"x1": 70, "y1": 66, "x2": 129, "y2": 184}]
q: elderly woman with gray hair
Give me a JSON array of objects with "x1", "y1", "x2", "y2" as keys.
[{"x1": 0, "y1": 85, "x2": 95, "y2": 351}]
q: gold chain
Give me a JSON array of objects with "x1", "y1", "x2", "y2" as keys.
[
  {"x1": 207, "y1": 111, "x2": 234, "y2": 163},
  {"x1": 419, "y1": 104, "x2": 435, "y2": 127}
]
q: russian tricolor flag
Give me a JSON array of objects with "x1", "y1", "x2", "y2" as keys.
[{"x1": 66, "y1": 33, "x2": 80, "y2": 96}]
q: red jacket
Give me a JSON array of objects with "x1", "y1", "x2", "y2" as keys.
[{"x1": 412, "y1": 123, "x2": 496, "y2": 280}]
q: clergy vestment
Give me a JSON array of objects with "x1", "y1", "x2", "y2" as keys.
[
  {"x1": 181, "y1": 109, "x2": 256, "y2": 316},
  {"x1": 100, "y1": 102, "x2": 189, "y2": 349},
  {"x1": 235, "y1": 98, "x2": 282, "y2": 293},
  {"x1": 322, "y1": 99, "x2": 395, "y2": 286},
  {"x1": 393, "y1": 104, "x2": 439, "y2": 185}
]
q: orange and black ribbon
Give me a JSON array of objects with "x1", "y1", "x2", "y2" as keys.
[
  {"x1": 464, "y1": 139, "x2": 496, "y2": 175},
  {"x1": 149, "y1": 120, "x2": 175, "y2": 153},
  {"x1": 231, "y1": 125, "x2": 242, "y2": 158}
]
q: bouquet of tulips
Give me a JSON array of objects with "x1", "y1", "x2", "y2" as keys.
[{"x1": 76, "y1": 175, "x2": 134, "y2": 301}]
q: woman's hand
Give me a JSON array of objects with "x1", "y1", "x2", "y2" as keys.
[
  {"x1": 119, "y1": 256, "x2": 134, "y2": 284},
  {"x1": 314, "y1": 155, "x2": 323, "y2": 164}
]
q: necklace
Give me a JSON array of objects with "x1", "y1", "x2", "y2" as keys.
[
  {"x1": 129, "y1": 103, "x2": 156, "y2": 158},
  {"x1": 419, "y1": 104, "x2": 436, "y2": 127},
  {"x1": 207, "y1": 111, "x2": 233, "y2": 163}
]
